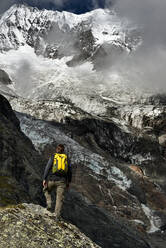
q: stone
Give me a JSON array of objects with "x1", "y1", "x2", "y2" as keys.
[{"x1": 0, "y1": 203, "x2": 100, "y2": 248}]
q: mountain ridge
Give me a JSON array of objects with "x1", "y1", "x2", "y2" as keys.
[{"x1": 0, "y1": 4, "x2": 139, "y2": 56}]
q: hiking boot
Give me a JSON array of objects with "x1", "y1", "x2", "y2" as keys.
[
  {"x1": 55, "y1": 216, "x2": 60, "y2": 222},
  {"x1": 54, "y1": 215, "x2": 62, "y2": 222}
]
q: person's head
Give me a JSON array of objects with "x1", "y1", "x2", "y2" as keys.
[{"x1": 56, "y1": 144, "x2": 65, "y2": 153}]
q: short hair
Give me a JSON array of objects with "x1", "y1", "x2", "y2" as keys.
[{"x1": 56, "y1": 144, "x2": 64, "y2": 153}]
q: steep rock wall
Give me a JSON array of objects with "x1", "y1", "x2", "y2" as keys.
[{"x1": 0, "y1": 94, "x2": 45, "y2": 205}]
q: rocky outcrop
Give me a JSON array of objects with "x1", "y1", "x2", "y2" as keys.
[
  {"x1": 0, "y1": 69, "x2": 16, "y2": 97},
  {"x1": 0, "y1": 94, "x2": 45, "y2": 205},
  {"x1": 0, "y1": 94, "x2": 20, "y2": 129},
  {"x1": 63, "y1": 189, "x2": 151, "y2": 248},
  {"x1": 67, "y1": 29, "x2": 97, "y2": 66},
  {"x1": 0, "y1": 203, "x2": 100, "y2": 248},
  {"x1": 0, "y1": 69, "x2": 12, "y2": 85}
]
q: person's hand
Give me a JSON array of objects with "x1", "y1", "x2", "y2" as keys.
[{"x1": 43, "y1": 180, "x2": 47, "y2": 188}]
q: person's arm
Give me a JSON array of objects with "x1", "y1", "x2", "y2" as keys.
[{"x1": 43, "y1": 155, "x2": 53, "y2": 186}]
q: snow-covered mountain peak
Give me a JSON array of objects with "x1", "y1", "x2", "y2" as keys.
[
  {"x1": 0, "y1": 4, "x2": 37, "y2": 26},
  {"x1": 0, "y1": 4, "x2": 143, "y2": 108},
  {"x1": 0, "y1": 4, "x2": 118, "y2": 28},
  {"x1": 0, "y1": 3, "x2": 139, "y2": 53}
]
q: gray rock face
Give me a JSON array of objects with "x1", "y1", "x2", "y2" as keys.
[
  {"x1": 63, "y1": 189, "x2": 152, "y2": 248},
  {"x1": 159, "y1": 134, "x2": 166, "y2": 147},
  {"x1": 0, "y1": 69, "x2": 12, "y2": 85},
  {"x1": 0, "y1": 69, "x2": 16, "y2": 97},
  {"x1": 0, "y1": 94, "x2": 45, "y2": 205},
  {"x1": 0, "y1": 94, "x2": 20, "y2": 129}
]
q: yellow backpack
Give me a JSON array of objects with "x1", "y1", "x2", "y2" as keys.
[{"x1": 52, "y1": 153, "x2": 68, "y2": 175}]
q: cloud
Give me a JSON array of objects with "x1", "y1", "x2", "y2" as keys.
[
  {"x1": 106, "y1": 0, "x2": 166, "y2": 92},
  {"x1": 113, "y1": 0, "x2": 166, "y2": 46},
  {"x1": 31, "y1": 0, "x2": 66, "y2": 8},
  {"x1": 0, "y1": 0, "x2": 16, "y2": 14},
  {"x1": 49, "y1": 0, "x2": 65, "y2": 6}
]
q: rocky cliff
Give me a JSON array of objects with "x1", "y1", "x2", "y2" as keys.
[
  {"x1": 0, "y1": 69, "x2": 16, "y2": 97},
  {"x1": 0, "y1": 94, "x2": 44, "y2": 205}
]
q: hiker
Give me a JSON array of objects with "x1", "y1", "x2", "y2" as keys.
[{"x1": 43, "y1": 144, "x2": 72, "y2": 220}]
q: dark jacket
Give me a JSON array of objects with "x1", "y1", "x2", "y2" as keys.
[{"x1": 43, "y1": 153, "x2": 72, "y2": 184}]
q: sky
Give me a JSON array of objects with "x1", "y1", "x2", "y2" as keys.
[{"x1": 0, "y1": 0, "x2": 108, "y2": 14}]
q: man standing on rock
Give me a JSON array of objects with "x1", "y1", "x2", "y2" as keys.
[{"x1": 43, "y1": 144, "x2": 72, "y2": 221}]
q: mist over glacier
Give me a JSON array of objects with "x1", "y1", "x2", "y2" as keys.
[
  {"x1": 110, "y1": 0, "x2": 166, "y2": 92},
  {"x1": 0, "y1": 46, "x2": 97, "y2": 98}
]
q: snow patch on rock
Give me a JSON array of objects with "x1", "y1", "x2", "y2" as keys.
[{"x1": 141, "y1": 204, "x2": 161, "y2": 233}]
